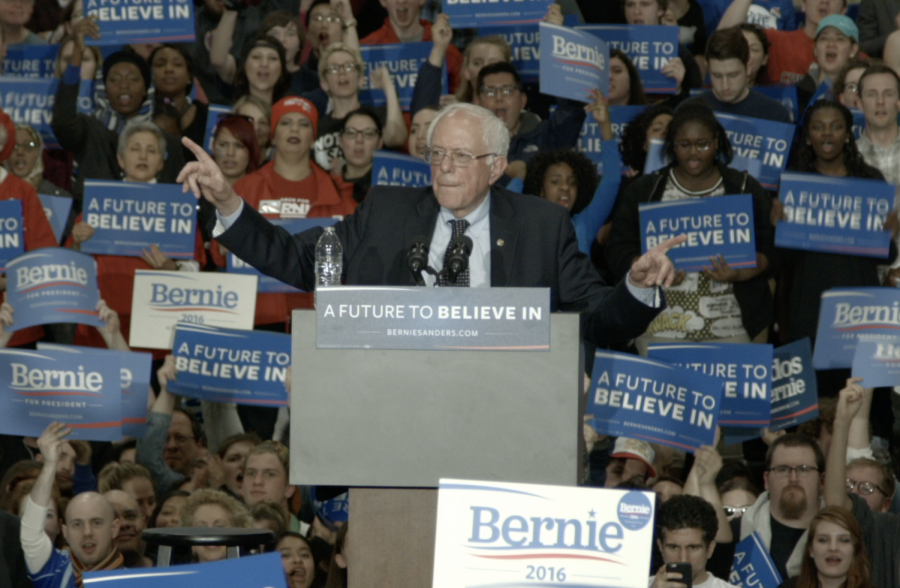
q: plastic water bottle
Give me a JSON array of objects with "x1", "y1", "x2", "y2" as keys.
[{"x1": 315, "y1": 227, "x2": 342, "y2": 306}]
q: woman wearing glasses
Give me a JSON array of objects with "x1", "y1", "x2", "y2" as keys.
[
  {"x1": 793, "y1": 507, "x2": 873, "y2": 588},
  {"x1": 606, "y1": 102, "x2": 775, "y2": 354},
  {"x1": 332, "y1": 107, "x2": 383, "y2": 204}
]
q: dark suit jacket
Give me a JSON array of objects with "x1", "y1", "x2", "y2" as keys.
[{"x1": 215, "y1": 185, "x2": 662, "y2": 345}]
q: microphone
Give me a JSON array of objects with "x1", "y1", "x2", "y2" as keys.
[
  {"x1": 407, "y1": 236, "x2": 430, "y2": 285},
  {"x1": 446, "y1": 235, "x2": 473, "y2": 283}
]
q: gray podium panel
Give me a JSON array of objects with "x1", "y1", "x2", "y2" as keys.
[{"x1": 290, "y1": 310, "x2": 583, "y2": 488}]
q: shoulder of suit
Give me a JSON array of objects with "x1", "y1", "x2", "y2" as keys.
[{"x1": 366, "y1": 184, "x2": 433, "y2": 206}]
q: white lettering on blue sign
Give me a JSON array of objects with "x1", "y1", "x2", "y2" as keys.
[
  {"x1": 833, "y1": 302, "x2": 900, "y2": 328},
  {"x1": 16, "y1": 262, "x2": 89, "y2": 291}
]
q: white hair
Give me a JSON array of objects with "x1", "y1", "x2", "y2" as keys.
[
  {"x1": 426, "y1": 103, "x2": 510, "y2": 162},
  {"x1": 117, "y1": 120, "x2": 167, "y2": 159}
]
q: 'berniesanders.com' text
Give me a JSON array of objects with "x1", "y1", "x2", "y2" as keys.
[{"x1": 386, "y1": 329, "x2": 478, "y2": 337}]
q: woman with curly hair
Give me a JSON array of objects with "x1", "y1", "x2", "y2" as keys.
[
  {"x1": 620, "y1": 104, "x2": 675, "y2": 175},
  {"x1": 180, "y1": 488, "x2": 253, "y2": 562},
  {"x1": 511, "y1": 95, "x2": 621, "y2": 253},
  {"x1": 777, "y1": 100, "x2": 894, "y2": 348},
  {"x1": 608, "y1": 49, "x2": 648, "y2": 106},
  {"x1": 607, "y1": 102, "x2": 776, "y2": 353},
  {"x1": 792, "y1": 507, "x2": 872, "y2": 588}
]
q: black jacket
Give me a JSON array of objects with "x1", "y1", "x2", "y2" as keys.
[{"x1": 606, "y1": 163, "x2": 777, "y2": 338}]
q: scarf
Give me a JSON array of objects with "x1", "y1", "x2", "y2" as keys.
[
  {"x1": 93, "y1": 79, "x2": 155, "y2": 133},
  {"x1": 739, "y1": 491, "x2": 815, "y2": 579},
  {"x1": 71, "y1": 548, "x2": 125, "y2": 588}
]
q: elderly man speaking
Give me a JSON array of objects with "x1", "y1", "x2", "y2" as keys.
[{"x1": 178, "y1": 103, "x2": 685, "y2": 345}]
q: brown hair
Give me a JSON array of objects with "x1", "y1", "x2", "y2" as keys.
[
  {"x1": 180, "y1": 488, "x2": 253, "y2": 528},
  {"x1": 796, "y1": 507, "x2": 871, "y2": 588},
  {"x1": 249, "y1": 500, "x2": 289, "y2": 536},
  {"x1": 262, "y1": 10, "x2": 305, "y2": 66},
  {"x1": 765, "y1": 433, "x2": 826, "y2": 473},
  {"x1": 834, "y1": 57, "x2": 872, "y2": 99},
  {"x1": 455, "y1": 35, "x2": 512, "y2": 103},
  {"x1": 847, "y1": 457, "x2": 896, "y2": 498},
  {"x1": 706, "y1": 27, "x2": 749, "y2": 65},
  {"x1": 97, "y1": 462, "x2": 153, "y2": 494}
]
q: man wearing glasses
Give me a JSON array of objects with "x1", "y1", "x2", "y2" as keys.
[
  {"x1": 846, "y1": 457, "x2": 894, "y2": 512},
  {"x1": 181, "y1": 102, "x2": 685, "y2": 346}
]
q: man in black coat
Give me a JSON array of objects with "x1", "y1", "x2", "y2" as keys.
[{"x1": 178, "y1": 103, "x2": 685, "y2": 346}]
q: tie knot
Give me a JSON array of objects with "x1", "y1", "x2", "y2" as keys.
[{"x1": 448, "y1": 219, "x2": 469, "y2": 239}]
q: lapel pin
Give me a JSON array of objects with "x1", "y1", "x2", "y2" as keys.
[{"x1": 496, "y1": 239, "x2": 505, "y2": 247}]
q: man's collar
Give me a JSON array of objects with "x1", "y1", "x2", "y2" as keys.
[{"x1": 438, "y1": 191, "x2": 491, "y2": 225}]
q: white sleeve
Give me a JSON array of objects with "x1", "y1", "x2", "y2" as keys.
[{"x1": 20, "y1": 496, "x2": 53, "y2": 574}]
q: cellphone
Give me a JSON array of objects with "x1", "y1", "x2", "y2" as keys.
[{"x1": 667, "y1": 562, "x2": 692, "y2": 588}]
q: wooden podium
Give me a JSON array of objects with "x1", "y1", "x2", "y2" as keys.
[{"x1": 291, "y1": 308, "x2": 584, "y2": 587}]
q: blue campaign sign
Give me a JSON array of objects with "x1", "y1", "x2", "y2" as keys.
[
  {"x1": 359, "y1": 43, "x2": 446, "y2": 111},
  {"x1": 851, "y1": 338, "x2": 900, "y2": 388},
  {"x1": 771, "y1": 338, "x2": 819, "y2": 431},
  {"x1": 84, "y1": 552, "x2": 288, "y2": 588},
  {"x1": 6, "y1": 248, "x2": 104, "y2": 331},
  {"x1": 648, "y1": 343, "x2": 773, "y2": 427},
  {"x1": 644, "y1": 138, "x2": 668, "y2": 174},
  {"x1": 852, "y1": 108, "x2": 866, "y2": 140},
  {"x1": 754, "y1": 85, "x2": 799, "y2": 123},
  {"x1": 730, "y1": 532, "x2": 783, "y2": 588},
  {"x1": 577, "y1": 25, "x2": 680, "y2": 93},
  {"x1": 578, "y1": 105, "x2": 645, "y2": 175},
  {"x1": 81, "y1": 181, "x2": 196, "y2": 259},
  {"x1": 2, "y1": 44, "x2": 60, "y2": 78},
  {"x1": 716, "y1": 113, "x2": 794, "y2": 190},
  {"x1": 443, "y1": 0, "x2": 552, "y2": 28},
  {"x1": 0, "y1": 77, "x2": 94, "y2": 148},
  {"x1": 589, "y1": 350, "x2": 722, "y2": 452},
  {"x1": 539, "y1": 23, "x2": 609, "y2": 101},
  {"x1": 85, "y1": 0, "x2": 195, "y2": 46},
  {"x1": 0, "y1": 200, "x2": 25, "y2": 271},
  {"x1": 204, "y1": 104, "x2": 231, "y2": 153},
  {"x1": 37, "y1": 194, "x2": 74, "y2": 244},
  {"x1": 813, "y1": 288, "x2": 900, "y2": 369},
  {"x1": 776, "y1": 172, "x2": 893, "y2": 258},
  {"x1": 38, "y1": 343, "x2": 151, "y2": 438},
  {"x1": 373, "y1": 150, "x2": 431, "y2": 188},
  {"x1": 227, "y1": 218, "x2": 338, "y2": 293},
  {"x1": 0, "y1": 348, "x2": 121, "y2": 441},
  {"x1": 169, "y1": 324, "x2": 290, "y2": 406},
  {"x1": 477, "y1": 24, "x2": 540, "y2": 83},
  {"x1": 639, "y1": 194, "x2": 758, "y2": 271}
]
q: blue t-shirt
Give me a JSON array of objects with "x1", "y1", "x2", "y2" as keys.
[
  {"x1": 30, "y1": 548, "x2": 75, "y2": 588},
  {"x1": 700, "y1": 0, "x2": 797, "y2": 31}
]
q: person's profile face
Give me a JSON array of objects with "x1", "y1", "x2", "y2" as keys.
[
  {"x1": 644, "y1": 113, "x2": 673, "y2": 152},
  {"x1": 608, "y1": 57, "x2": 631, "y2": 106},
  {"x1": 742, "y1": 31, "x2": 768, "y2": 84}
]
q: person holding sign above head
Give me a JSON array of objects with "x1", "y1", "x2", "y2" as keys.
[
  {"x1": 21, "y1": 422, "x2": 125, "y2": 588},
  {"x1": 698, "y1": 28, "x2": 792, "y2": 123},
  {"x1": 212, "y1": 114, "x2": 261, "y2": 187},
  {"x1": 182, "y1": 101, "x2": 686, "y2": 346},
  {"x1": 651, "y1": 494, "x2": 739, "y2": 588},
  {"x1": 606, "y1": 103, "x2": 776, "y2": 353}
]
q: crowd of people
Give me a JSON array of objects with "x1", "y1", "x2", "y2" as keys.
[{"x1": 2, "y1": 0, "x2": 900, "y2": 585}]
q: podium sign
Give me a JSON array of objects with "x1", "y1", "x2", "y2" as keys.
[{"x1": 316, "y1": 286, "x2": 551, "y2": 351}]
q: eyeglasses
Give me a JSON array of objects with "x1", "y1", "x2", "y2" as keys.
[
  {"x1": 479, "y1": 84, "x2": 520, "y2": 98},
  {"x1": 13, "y1": 141, "x2": 38, "y2": 152},
  {"x1": 342, "y1": 127, "x2": 380, "y2": 140},
  {"x1": 310, "y1": 14, "x2": 341, "y2": 23},
  {"x1": 326, "y1": 62, "x2": 359, "y2": 75},
  {"x1": 768, "y1": 464, "x2": 820, "y2": 477},
  {"x1": 674, "y1": 139, "x2": 714, "y2": 152},
  {"x1": 844, "y1": 82, "x2": 859, "y2": 94},
  {"x1": 424, "y1": 148, "x2": 495, "y2": 167},
  {"x1": 724, "y1": 506, "x2": 749, "y2": 518},
  {"x1": 847, "y1": 478, "x2": 887, "y2": 496}
]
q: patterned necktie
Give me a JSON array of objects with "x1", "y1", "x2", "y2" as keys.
[{"x1": 440, "y1": 219, "x2": 470, "y2": 287}]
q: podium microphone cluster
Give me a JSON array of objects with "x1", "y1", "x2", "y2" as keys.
[{"x1": 407, "y1": 235, "x2": 473, "y2": 286}]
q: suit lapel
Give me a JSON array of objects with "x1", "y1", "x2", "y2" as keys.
[
  {"x1": 489, "y1": 188, "x2": 518, "y2": 287},
  {"x1": 400, "y1": 189, "x2": 440, "y2": 285}
]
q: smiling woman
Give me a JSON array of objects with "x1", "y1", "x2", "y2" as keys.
[{"x1": 234, "y1": 33, "x2": 291, "y2": 107}]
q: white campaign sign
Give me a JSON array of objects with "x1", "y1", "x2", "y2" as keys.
[
  {"x1": 129, "y1": 271, "x2": 258, "y2": 349},
  {"x1": 433, "y1": 479, "x2": 656, "y2": 588}
]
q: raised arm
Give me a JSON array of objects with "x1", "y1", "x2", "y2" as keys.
[
  {"x1": 135, "y1": 356, "x2": 186, "y2": 495},
  {"x1": 685, "y1": 439, "x2": 732, "y2": 543},
  {"x1": 209, "y1": 10, "x2": 238, "y2": 84},
  {"x1": 411, "y1": 14, "x2": 452, "y2": 114},
  {"x1": 22, "y1": 423, "x2": 70, "y2": 574},
  {"x1": 50, "y1": 17, "x2": 100, "y2": 156},
  {"x1": 94, "y1": 299, "x2": 130, "y2": 351},
  {"x1": 717, "y1": 0, "x2": 752, "y2": 30},
  {"x1": 0, "y1": 303, "x2": 15, "y2": 348},
  {"x1": 372, "y1": 67, "x2": 408, "y2": 148},
  {"x1": 332, "y1": 0, "x2": 359, "y2": 50},
  {"x1": 825, "y1": 378, "x2": 866, "y2": 510}
]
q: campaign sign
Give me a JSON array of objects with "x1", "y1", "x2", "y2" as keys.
[
  {"x1": 38, "y1": 343, "x2": 151, "y2": 438},
  {"x1": 204, "y1": 104, "x2": 231, "y2": 153},
  {"x1": 81, "y1": 181, "x2": 197, "y2": 259},
  {"x1": 433, "y1": 479, "x2": 656, "y2": 588},
  {"x1": 373, "y1": 151, "x2": 432, "y2": 188},
  {"x1": 578, "y1": 105, "x2": 645, "y2": 175},
  {"x1": 443, "y1": 0, "x2": 552, "y2": 28},
  {"x1": 129, "y1": 271, "x2": 257, "y2": 349},
  {"x1": 776, "y1": 172, "x2": 893, "y2": 258},
  {"x1": 577, "y1": 25, "x2": 679, "y2": 93},
  {"x1": 2, "y1": 44, "x2": 60, "y2": 78},
  {"x1": 588, "y1": 350, "x2": 721, "y2": 452},
  {"x1": 851, "y1": 338, "x2": 900, "y2": 388},
  {"x1": 716, "y1": 113, "x2": 794, "y2": 189},
  {"x1": 644, "y1": 138, "x2": 668, "y2": 174},
  {"x1": 0, "y1": 348, "x2": 121, "y2": 441},
  {"x1": 2, "y1": 77, "x2": 56, "y2": 146},
  {"x1": 755, "y1": 85, "x2": 799, "y2": 123},
  {"x1": 6, "y1": 248, "x2": 103, "y2": 331},
  {"x1": 169, "y1": 324, "x2": 290, "y2": 406},
  {"x1": 83, "y1": 552, "x2": 288, "y2": 588},
  {"x1": 477, "y1": 24, "x2": 540, "y2": 83},
  {"x1": 730, "y1": 532, "x2": 783, "y2": 588},
  {"x1": 38, "y1": 194, "x2": 74, "y2": 244},
  {"x1": 359, "y1": 43, "x2": 447, "y2": 111},
  {"x1": 639, "y1": 194, "x2": 758, "y2": 271},
  {"x1": 770, "y1": 338, "x2": 819, "y2": 431},
  {"x1": 85, "y1": 0, "x2": 195, "y2": 46},
  {"x1": 813, "y1": 288, "x2": 900, "y2": 369},
  {"x1": 539, "y1": 23, "x2": 609, "y2": 101},
  {"x1": 227, "y1": 218, "x2": 338, "y2": 293},
  {"x1": 0, "y1": 200, "x2": 25, "y2": 270},
  {"x1": 648, "y1": 343, "x2": 773, "y2": 427}
]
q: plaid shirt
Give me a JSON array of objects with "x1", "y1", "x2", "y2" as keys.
[{"x1": 857, "y1": 130, "x2": 900, "y2": 271}]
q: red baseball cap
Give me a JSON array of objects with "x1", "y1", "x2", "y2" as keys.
[{"x1": 270, "y1": 97, "x2": 318, "y2": 140}]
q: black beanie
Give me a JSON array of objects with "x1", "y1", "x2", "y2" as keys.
[{"x1": 102, "y1": 50, "x2": 152, "y2": 89}]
